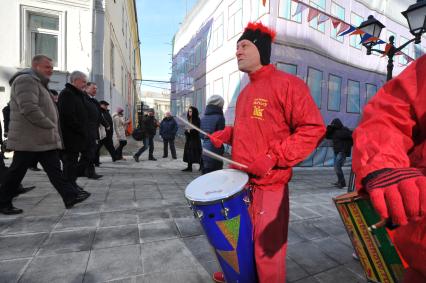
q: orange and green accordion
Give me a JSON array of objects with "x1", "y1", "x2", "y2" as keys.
[{"x1": 333, "y1": 192, "x2": 405, "y2": 283}]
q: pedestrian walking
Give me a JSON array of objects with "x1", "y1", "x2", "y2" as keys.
[
  {"x1": 133, "y1": 108, "x2": 159, "y2": 162},
  {"x1": 200, "y1": 95, "x2": 225, "y2": 174},
  {"x1": 95, "y1": 100, "x2": 117, "y2": 164},
  {"x1": 76, "y1": 82, "x2": 102, "y2": 179},
  {"x1": 325, "y1": 118, "x2": 353, "y2": 188},
  {"x1": 159, "y1": 111, "x2": 178, "y2": 159},
  {"x1": 58, "y1": 70, "x2": 90, "y2": 190},
  {"x1": 182, "y1": 106, "x2": 202, "y2": 172},
  {"x1": 113, "y1": 107, "x2": 129, "y2": 160},
  {"x1": 0, "y1": 55, "x2": 90, "y2": 215},
  {"x1": 208, "y1": 22, "x2": 325, "y2": 282}
]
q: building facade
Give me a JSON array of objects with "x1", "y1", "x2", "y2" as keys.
[
  {"x1": 0, "y1": 0, "x2": 142, "y2": 129},
  {"x1": 141, "y1": 91, "x2": 171, "y2": 120},
  {"x1": 171, "y1": 0, "x2": 425, "y2": 166}
]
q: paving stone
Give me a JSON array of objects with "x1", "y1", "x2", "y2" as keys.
[
  {"x1": 20, "y1": 251, "x2": 89, "y2": 283},
  {"x1": 137, "y1": 207, "x2": 171, "y2": 224},
  {"x1": 107, "y1": 190, "x2": 135, "y2": 201},
  {"x1": 314, "y1": 265, "x2": 366, "y2": 283},
  {"x1": 92, "y1": 225, "x2": 139, "y2": 249},
  {"x1": 55, "y1": 214, "x2": 100, "y2": 231},
  {"x1": 0, "y1": 233, "x2": 48, "y2": 260},
  {"x1": 139, "y1": 220, "x2": 179, "y2": 243},
  {"x1": 288, "y1": 242, "x2": 339, "y2": 275},
  {"x1": 84, "y1": 244, "x2": 142, "y2": 283},
  {"x1": 135, "y1": 189, "x2": 162, "y2": 200},
  {"x1": 286, "y1": 257, "x2": 309, "y2": 282},
  {"x1": 169, "y1": 206, "x2": 194, "y2": 218},
  {"x1": 38, "y1": 229, "x2": 95, "y2": 255},
  {"x1": 291, "y1": 221, "x2": 329, "y2": 241},
  {"x1": 100, "y1": 210, "x2": 138, "y2": 227},
  {"x1": 140, "y1": 267, "x2": 211, "y2": 283},
  {"x1": 293, "y1": 276, "x2": 321, "y2": 283},
  {"x1": 182, "y1": 235, "x2": 217, "y2": 262},
  {"x1": 312, "y1": 237, "x2": 354, "y2": 264},
  {"x1": 1, "y1": 215, "x2": 60, "y2": 235},
  {"x1": 141, "y1": 239, "x2": 199, "y2": 274},
  {"x1": 135, "y1": 199, "x2": 165, "y2": 210},
  {"x1": 0, "y1": 258, "x2": 30, "y2": 282},
  {"x1": 174, "y1": 217, "x2": 204, "y2": 237},
  {"x1": 102, "y1": 200, "x2": 137, "y2": 212}
]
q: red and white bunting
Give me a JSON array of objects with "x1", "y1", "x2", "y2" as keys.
[
  {"x1": 350, "y1": 29, "x2": 365, "y2": 36},
  {"x1": 307, "y1": 8, "x2": 320, "y2": 22},
  {"x1": 317, "y1": 13, "x2": 329, "y2": 24},
  {"x1": 337, "y1": 23, "x2": 350, "y2": 34},
  {"x1": 292, "y1": 2, "x2": 308, "y2": 17},
  {"x1": 331, "y1": 18, "x2": 341, "y2": 29}
]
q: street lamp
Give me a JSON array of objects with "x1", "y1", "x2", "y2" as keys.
[{"x1": 358, "y1": 0, "x2": 426, "y2": 81}]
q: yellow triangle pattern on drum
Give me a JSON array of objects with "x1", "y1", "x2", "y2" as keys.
[
  {"x1": 216, "y1": 215, "x2": 240, "y2": 249},
  {"x1": 217, "y1": 249, "x2": 240, "y2": 274}
]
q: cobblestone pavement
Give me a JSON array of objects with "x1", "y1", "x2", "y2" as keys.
[{"x1": 0, "y1": 141, "x2": 366, "y2": 283}]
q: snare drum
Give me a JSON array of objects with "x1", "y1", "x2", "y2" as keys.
[{"x1": 185, "y1": 169, "x2": 257, "y2": 283}]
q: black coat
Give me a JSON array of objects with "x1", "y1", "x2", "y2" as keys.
[
  {"x1": 159, "y1": 117, "x2": 178, "y2": 140},
  {"x1": 100, "y1": 108, "x2": 113, "y2": 136},
  {"x1": 83, "y1": 95, "x2": 101, "y2": 140},
  {"x1": 200, "y1": 105, "x2": 225, "y2": 169},
  {"x1": 142, "y1": 115, "x2": 157, "y2": 137},
  {"x1": 326, "y1": 118, "x2": 353, "y2": 156},
  {"x1": 183, "y1": 107, "x2": 202, "y2": 164},
  {"x1": 58, "y1": 83, "x2": 89, "y2": 152},
  {"x1": 2, "y1": 104, "x2": 10, "y2": 135}
]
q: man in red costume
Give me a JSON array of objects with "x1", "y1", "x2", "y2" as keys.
[
  {"x1": 352, "y1": 55, "x2": 426, "y2": 282},
  {"x1": 209, "y1": 22, "x2": 325, "y2": 283}
]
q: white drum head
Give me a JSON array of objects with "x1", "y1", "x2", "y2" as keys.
[{"x1": 185, "y1": 169, "x2": 249, "y2": 203}]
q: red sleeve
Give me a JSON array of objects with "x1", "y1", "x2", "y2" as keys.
[
  {"x1": 269, "y1": 77, "x2": 326, "y2": 168},
  {"x1": 352, "y1": 60, "x2": 420, "y2": 190}
]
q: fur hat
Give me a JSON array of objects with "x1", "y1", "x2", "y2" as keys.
[
  {"x1": 238, "y1": 22, "x2": 276, "y2": 65},
  {"x1": 207, "y1": 95, "x2": 224, "y2": 108}
]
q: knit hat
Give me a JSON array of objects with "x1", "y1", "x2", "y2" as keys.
[
  {"x1": 116, "y1": 107, "x2": 124, "y2": 113},
  {"x1": 238, "y1": 22, "x2": 276, "y2": 65},
  {"x1": 207, "y1": 95, "x2": 224, "y2": 108},
  {"x1": 99, "y1": 100, "x2": 109, "y2": 106}
]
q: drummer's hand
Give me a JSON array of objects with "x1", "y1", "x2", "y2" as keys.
[
  {"x1": 208, "y1": 127, "x2": 233, "y2": 148},
  {"x1": 363, "y1": 168, "x2": 426, "y2": 226},
  {"x1": 246, "y1": 154, "x2": 276, "y2": 178}
]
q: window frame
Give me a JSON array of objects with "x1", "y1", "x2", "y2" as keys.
[
  {"x1": 365, "y1": 83, "x2": 377, "y2": 102},
  {"x1": 309, "y1": 0, "x2": 326, "y2": 33},
  {"x1": 330, "y1": 1, "x2": 345, "y2": 43},
  {"x1": 350, "y1": 12, "x2": 364, "y2": 50},
  {"x1": 307, "y1": 66, "x2": 323, "y2": 109},
  {"x1": 228, "y1": 0, "x2": 243, "y2": 40},
  {"x1": 327, "y1": 73, "x2": 342, "y2": 112},
  {"x1": 21, "y1": 5, "x2": 65, "y2": 70},
  {"x1": 276, "y1": 62, "x2": 298, "y2": 75},
  {"x1": 346, "y1": 79, "x2": 361, "y2": 113},
  {"x1": 278, "y1": 0, "x2": 302, "y2": 23}
]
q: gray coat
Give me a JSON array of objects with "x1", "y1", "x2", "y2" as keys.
[{"x1": 7, "y1": 69, "x2": 62, "y2": 151}]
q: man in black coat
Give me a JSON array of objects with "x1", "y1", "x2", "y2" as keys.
[
  {"x1": 77, "y1": 82, "x2": 102, "y2": 179},
  {"x1": 95, "y1": 100, "x2": 117, "y2": 164},
  {"x1": 325, "y1": 118, "x2": 353, "y2": 188},
  {"x1": 58, "y1": 71, "x2": 89, "y2": 189},
  {"x1": 133, "y1": 109, "x2": 158, "y2": 162}
]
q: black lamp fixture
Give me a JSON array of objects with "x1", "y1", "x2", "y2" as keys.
[
  {"x1": 358, "y1": 15, "x2": 385, "y2": 55},
  {"x1": 402, "y1": 0, "x2": 426, "y2": 44}
]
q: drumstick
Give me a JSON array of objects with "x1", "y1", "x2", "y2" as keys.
[
  {"x1": 203, "y1": 148, "x2": 248, "y2": 169},
  {"x1": 175, "y1": 115, "x2": 210, "y2": 137}
]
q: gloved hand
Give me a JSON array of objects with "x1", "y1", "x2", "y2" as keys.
[
  {"x1": 363, "y1": 168, "x2": 426, "y2": 226},
  {"x1": 208, "y1": 127, "x2": 233, "y2": 148},
  {"x1": 246, "y1": 154, "x2": 277, "y2": 178}
]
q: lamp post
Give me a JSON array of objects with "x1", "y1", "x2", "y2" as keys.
[{"x1": 357, "y1": 0, "x2": 426, "y2": 81}]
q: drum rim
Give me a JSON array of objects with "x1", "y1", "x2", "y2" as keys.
[{"x1": 186, "y1": 187, "x2": 247, "y2": 205}]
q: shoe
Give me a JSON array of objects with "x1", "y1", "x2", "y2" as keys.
[
  {"x1": 29, "y1": 167, "x2": 41, "y2": 171},
  {"x1": 212, "y1": 271, "x2": 225, "y2": 283},
  {"x1": 64, "y1": 192, "x2": 90, "y2": 209},
  {"x1": 14, "y1": 185, "x2": 36, "y2": 197},
  {"x1": 0, "y1": 205, "x2": 23, "y2": 215},
  {"x1": 94, "y1": 163, "x2": 100, "y2": 167},
  {"x1": 133, "y1": 155, "x2": 139, "y2": 162},
  {"x1": 181, "y1": 167, "x2": 192, "y2": 172},
  {"x1": 162, "y1": 156, "x2": 167, "y2": 158},
  {"x1": 87, "y1": 174, "x2": 102, "y2": 180},
  {"x1": 332, "y1": 182, "x2": 339, "y2": 186},
  {"x1": 172, "y1": 156, "x2": 177, "y2": 159},
  {"x1": 149, "y1": 157, "x2": 157, "y2": 161}
]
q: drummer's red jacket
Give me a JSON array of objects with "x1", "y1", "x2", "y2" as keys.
[{"x1": 223, "y1": 64, "x2": 325, "y2": 190}]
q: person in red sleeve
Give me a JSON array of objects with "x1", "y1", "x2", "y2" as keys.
[
  {"x1": 209, "y1": 22, "x2": 326, "y2": 283},
  {"x1": 352, "y1": 55, "x2": 426, "y2": 283}
]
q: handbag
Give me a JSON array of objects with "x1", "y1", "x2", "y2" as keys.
[
  {"x1": 99, "y1": 125, "x2": 107, "y2": 140},
  {"x1": 132, "y1": 128, "x2": 144, "y2": 141}
]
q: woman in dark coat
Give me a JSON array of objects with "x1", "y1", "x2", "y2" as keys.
[
  {"x1": 182, "y1": 106, "x2": 202, "y2": 172},
  {"x1": 200, "y1": 95, "x2": 225, "y2": 174}
]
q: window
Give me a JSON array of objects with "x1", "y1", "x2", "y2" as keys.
[
  {"x1": 212, "y1": 14, "x2": 224, "y2": 50},
  {"x1": 399, "y1": 36, "x2": 410, "y2": 65},
  {"x1": 347, "y1": 80, "x2": 360, "y2": 113},
  {"x1": 276, "y1": 63, "x2": 297, "y2": 75},
  {"x1": 214, "y1": 78, "x2": 224, "y2": 96},
  {"x1": 24, "y1": 8, "x2": 64, "y2": 69},
  {"x1": 328, "y1": 74, "x2": 341, "y2": 111},
  {"x1": 330, "y1": 2, "x2": 344, "y2": 42},
  {"x1": 279, "y1": 0, "x2": 301, "y2": 22},
  {"x1": 228, "y1": 71, "x2": 241, "y2": 106},
  {"x1": 366, "y1": 83, "x2": 377, "y2": 101},
  {"x1": 197, "y1": 87, "x2": 205, "y2": 112},
  {"x1": 252, "y1": 0, "x2": 269, "y2": 20},
  {"x1": 195, "y1": 42, "x2": 201, "y2": 67},
  {"x1": 415, "y1": 44, "x2": 425, "y2": 59},
  {"x1": 228, "y1": 0, "x2": 243, "y2": 39},
  {"x1": 307, "y1": 67, "x2": 323, "y2": 108},
  {"x1": 350, "y1": 13, "x2": 363, "y2": 49},
  {"x1": 310, "y1": 0, "x2": 326, "y2": 33}
]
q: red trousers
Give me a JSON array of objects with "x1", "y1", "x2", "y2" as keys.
[
  {"x1": 250, "y1": 185, "x2": 289, "y2": 283},
  {"x1": 394, "y1": 217, "x2": 426, "y2": 283}
]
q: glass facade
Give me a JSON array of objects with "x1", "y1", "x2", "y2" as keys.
[
  {"x1": 307, "y1": 67, "x2": 323, "y2": 108},
  {"x1": 347, "y1": 80, "x2": 360, "y2": 113},
  {"x1": 328, "y1": 74, "x2": 341, "y2": 111}
]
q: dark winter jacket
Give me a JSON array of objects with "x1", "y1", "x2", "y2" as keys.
[
  {"x1": 83, "y1": 95, "x2": 101, "y2": 140},
  {"x1": 58, "y1": 83, "x2": 89, "y2": 152},
  {"x1": 142, "y1": 115, "x2": 158, "y2": 137},
  {"x1": 100, "y1": 108, "x2": 113, "y2": 136},
  {"x1": 183, "y1": 106, "x2": 202, "y2": 164},
  {"x1": 325, "y1": 118, "x2": 353, "y2": 156},
  {"x1": 159, "y1": 116, "x2": 178, "y2": 140},
  {"x1": 2, "y1": 104, "x2": 10, "y2": 136},
  {"x1": 200, "y1": 105, "x2": 225, "y2": 169}
]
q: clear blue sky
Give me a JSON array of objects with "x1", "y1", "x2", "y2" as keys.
[{"x1": 136, "y1": 0, "x2": 197, "y2": 93}]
